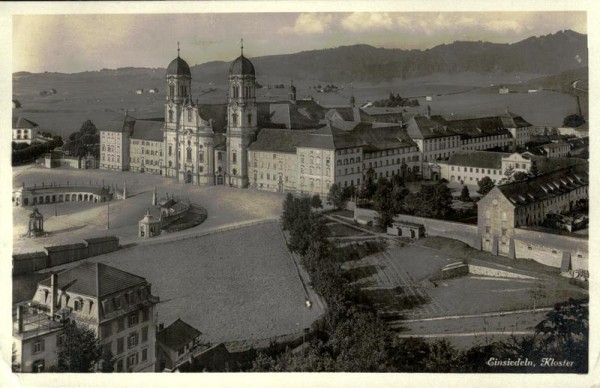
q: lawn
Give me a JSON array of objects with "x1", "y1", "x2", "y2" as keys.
[
  {"x1": 342, "y1": 240, "x2": 587, "y2": 320},
  {"x1": 82, "y1": 221, "x2": 324, "y2": 343}
]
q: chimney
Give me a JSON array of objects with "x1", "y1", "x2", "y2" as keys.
[
  {"x1": 50, "y1": 273, "x2": 58, "y2": 318},
  {"x1": 17, "y1": 305, "x2": 24, "y2": 334}
]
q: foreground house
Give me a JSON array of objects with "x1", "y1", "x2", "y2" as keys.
[{"x1": 13, "y1": 262, "x2": 159, "y2": 372}]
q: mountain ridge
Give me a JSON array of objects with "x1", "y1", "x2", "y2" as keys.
[{"x1": 14, "y1": 30, "x2": 587, "y2": 83}]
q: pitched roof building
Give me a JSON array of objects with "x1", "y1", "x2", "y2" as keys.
[{"x1": 16, "y1": 262, "x2": 161, "y2": 372}]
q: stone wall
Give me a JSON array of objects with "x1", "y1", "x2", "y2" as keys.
[
  {"x1": 353, "y1": 206, "x2": 588, "y2": 274},
  {"x1": 354, "y1": 207, "x2": 479, "y2": 247}
]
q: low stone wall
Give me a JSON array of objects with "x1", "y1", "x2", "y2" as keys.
[
  {"x1": 468, "y1": 265, "x2": 536, "y2": 280},
  {"x1": 12, "y1": 236, "x2": 120, "y2": 275}
]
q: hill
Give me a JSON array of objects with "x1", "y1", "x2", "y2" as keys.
[{"x1": 14, "y1": 30, "x2": 587, "y2": 84}]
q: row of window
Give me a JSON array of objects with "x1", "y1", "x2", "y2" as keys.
[
  {"x1": 133, "y1": 149, "x2": 162, "y2": 157},
  {"x1": 115, "y1": 348, "x2": 148, "y2": 372},
  {"x1": 101, "y1": 309, "x2": 150, "y2": 338},
  {"x1": 105, "y1": 325, "x2": 149, "y2": 358},
  {"x1": 132, "y1": 140, "x2": 159, "y2": 146},
  {"x1": 363, "y1": 147, "x2": 415, "y2": 159}
]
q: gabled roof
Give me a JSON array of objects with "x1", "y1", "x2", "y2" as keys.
[
  {"x1": 38, "y1": 262, "x2": 146, "y2": 298},
  {"x1": 13, "y1": 116, "x2": 39, "y2": 129},
  {"x1": 156, "y1": 318, "x2": 202, "y2": 351},
  {"x1": 131, "y1": 119, "x2": 164, "y2": 142}
]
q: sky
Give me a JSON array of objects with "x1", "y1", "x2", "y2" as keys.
[{"x1": 12, "y1": 11, "x2": 586, "y2": 73}]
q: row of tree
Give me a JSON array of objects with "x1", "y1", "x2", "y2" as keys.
[{"x1": 11, "y1": 136, "x2": 63, "y2": 165}]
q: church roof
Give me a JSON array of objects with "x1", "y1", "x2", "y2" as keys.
[
  {"x1": 39, "y1": 262, "x2": 147, "y2": 298},
  {"x1": 229, "y1": 55, "x2": 255, "y2": 76},
  {"x1": 167, "y1": 56, "x2": 191, "y2": 77}
]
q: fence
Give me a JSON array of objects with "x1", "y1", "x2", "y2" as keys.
[{"x1": 13, "y1": 236, "x2": 120, "y2": 275}]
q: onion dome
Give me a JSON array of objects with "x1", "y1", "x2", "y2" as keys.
[
  {"x1": 167, "y1": 56, "x2": 191, "y2": 77},
  {"x1": 229, "y1": 55, "x2": 255, "y2": 76},
  {"x1": 229, "y1": 38, "x2": 255, "y2": 76}
]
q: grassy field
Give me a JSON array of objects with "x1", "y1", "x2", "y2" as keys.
[
  {"x1": 341, "y1": 236, "x2": 586, "y2": 321},
  {"x1": 78, "y1": 221, "x2": 323, "y2": 343}
]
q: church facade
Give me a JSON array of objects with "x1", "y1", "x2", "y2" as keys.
[{"x1": 161, "y1": 46, "x2": 257, "y2": 188}]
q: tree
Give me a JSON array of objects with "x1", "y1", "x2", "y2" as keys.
[
  {"x1": 100, "y1": 351, "x2": 115, "y2": 373},
  {"x1": 503, "y1": 165, "x2": 515, "y2": 180},
  {"x1": 459, "y1": 185, "x2": 471, "y2": 202},
  {"x1": 372, "y1": 179, "x2": 395, "y2": 230},
  {"x1": 281, "y1": 193, "x2": 296, "y2": 230},
  {"x1": 477, "y1": 176, "x2": 495, "y2": 196},
  {"x1": 529, "y1": 160, "x2": 539, "y2": 176},
  {"x1": 327, "y1": 183, "x2": 348, "y2": 210},
  {"x1": 562, "y1": 114, "x2": 585, "y2": 128},
  {"x1": 310, "y1": 194, "x2": 323, "y2": 209},
  {"x1": 358, "y1": 168, "x2": 377, "y2": 200},
  {"x1": 57, "y1": 321, "x2": 103, "y2": 372},
  {"x1": 513, "y1": 171, "x2": 529, "y2": 181}
]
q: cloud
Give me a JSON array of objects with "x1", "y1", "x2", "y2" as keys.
[
  {"x1": 280, "y1": 13, "x2": 334, "y2": 35},
  {"x1": 341, "y1": 13, "x2": 395, "y2": 32}
]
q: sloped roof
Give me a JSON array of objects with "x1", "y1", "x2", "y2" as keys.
[
  {"x1": 497, "y1": 164, "x2": 588, "y2": 207},
  {"x1": 447, "y1": 151, "x2": 510, "y2": 169},
  {"x1": 432, "y1": 115, "x2": 512, "y2": 139},
  {"x1": 131, "y1": 119, "x2": 164, "y2": 142},
  {"x1": 156, "y1": 318, "x2": 202, "y2": 351},
  {"x1": 248, "y1": 128, "x2": 313, "y2": 153},
  {"x1": 406, "y1": 116, "x2": 456, "y2": 139},
  {"x1": 13, "y1": 116, "x2": 39, "y2": 129},
  {"x1": 39, "y1": 262, "x2": 146, "y2": 298},
  {"x1": 499, "y1": 111, "x2": 532, "y2": 128}
]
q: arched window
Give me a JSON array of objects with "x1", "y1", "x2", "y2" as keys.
[
  {"x1": 198, "y1": 152, "x2": 204, "y2": 163},
  {"x1": 188, "y1": 109, "x2": 192, "y2": 121},
  {"x1": 247, "y1": 113, "x2": 252, "y2": 125},
  {"x1": 232, "y1": 152, "x2": 237, "y2": 164},
  {"x1": 232, "y1": 113, "x2": 238, "y2": 127},
  {"x1": 169, "y1": 110, "x2": 174, "y2": 122},
  {"x1": 169, "y1": 85, "x2": 174, "y2": 97},
  {"x1": 168, "y1": 145, "x2": 172, "y2": 156},
  {"x1": 232, "y1": 85, "x2": 239, "y2": 99},
  {"x1": 186, "y1": 147, "x2": 192, "y2": 161}
]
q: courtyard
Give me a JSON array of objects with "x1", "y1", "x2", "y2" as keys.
[{"x1": 12, "y1": 165, "x2": 285, "y2": 253}]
